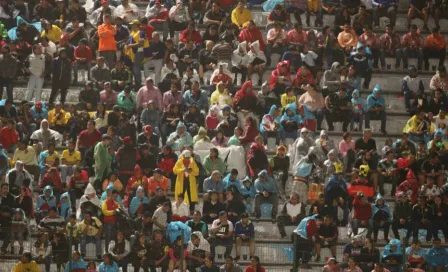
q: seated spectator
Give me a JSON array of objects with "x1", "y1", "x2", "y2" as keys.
[
  {"x1": 140, "y1": 102, "x2": 161, "y2": 136},
  {"x1": 411, "y1": 195, "x2": 433, "y2": 242},
  {"x1": 129, "y1": 186, "x2": 149, "y2": 218},
  {"x1": 211, "y1": 130, "x2": 228, "y2": 148},
  {"x1": 269, "y1": 61, "x2": 292, "y2": 101},
  {"x1": 351, "y1": 191, "x2": 373, "y2": 237},
  {"x1": 405, "y1": 239, "x2": 426, "y2": 269},
  {"x1": 208, "y1": 211, "x2": 234, "y2": 259},
  {"x1": 277, "y1": 193, "x2": 306, "y2": 238},
  {"x1": 352, "y1": 5, "x2": 372, "y2": 36},
  {"x1": 90, "y1": 57, "x2": 111, "y2": 89},
  {"x1": 265, "y1": 22, "x2": 287, "y2": 68},
  {"x1": 166, "y1": 121, "x2": 193, "y2": 151},
  {"x1": 147, "y1": 169, "x2": 168, "y2": 197},
  {"x1": 186, "y1": 211, "x2": 208, "y2": 236},
  {"x1": 246, "y1": 136, "x2": 268, "y2": 178},
  {"x1": 98, "y1": 253, "x2": 120, "y2": 271},
  {"x1": 225, "y1": 191, "x2": 245, "y2": 225},
  {"x1": 407, "y1": 0, "x2": 429, "y2": 31},
  {"x1": 187, "y1": 231, "x2": 210, "y2": 271},
  {"x1": 344, "y1": 257, "x2": 363, "y2": 272},
  {"x1": 203, "y1": 190, "x2": 225, "y2": 224},
  {"x1": 32, "y1": 232, "x2": 52, "y2": 272},
  {"x1": 337, "y1": 24, "x2": 358, "y2": 49},
  {"x1": 254, "y1": 170, "x2": 277, "y2": 222},
  {"x1": 342, "y1": 236, "x2": 364, "y2": 265},
  {"x1": 430, "y1": 66, "x2": 448, "y2": 91},
  {"x1": 379, "y1": 24, "x2": 403, "y2": 70},
  {"x1": 247, "y1": 41, "x2": 266, "y2": 86},
  {"x1": 402, "y1": 24, "x2": 423, "y2": 71},
  {"x1": 297, "y1": 84, "x2": 325, "y2": 130},
  {"x1": 359, "y1": 237, "x2": 380, "y2": 272},
  {"x1": 99, "y1": 81, "x2": 118, "y2": 107},
  {"x1": 73, "y1": 39, "x2": 93, "y2": 84},
  {"x1": 365, "y1": 84, "x2": 387, "y2": 134},
  {"x1": 322, "y1": 258, "x2": 340, "y2": 272},
  {"x1": 184, "y1": 103, "x2": 204, "y2": 137},
  {"x1": 315, "y1": 214, "x2": 338, "y2": 262},
  {"x1": 371, "y1": 194, "x2": 391, "y2": 243},
  {"x1": 381, "y1": 239, "x2": 403, "y2": 272},
  {"x1": 425, "y1": 238, "x2": 448, "y2": 271},
  {"x1": 203, "y1": 171, "x2": 225, "y2": 201}
]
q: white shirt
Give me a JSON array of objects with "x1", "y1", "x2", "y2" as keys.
[
  {"x1": 171, "y1": 201, "x2": 189, "y2": 217},
  {"x1": 113, "y1": 3, "x2": 140, "y2": 23},
  {"x1": 211, "y1": 219, "x2": 234, "y2": 232},
  {"x1": 285, "y1": 202, "x2": 303, "y2": 218},
  {"x1": 301, "y1": 51, "x2": 318, "y2": 67}
]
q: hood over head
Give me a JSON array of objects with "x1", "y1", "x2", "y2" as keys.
[
  {"x1": 372, "y1": 84, "x2": 382, "y2": 96},
  {"x1": 84, "y1": 183, "x2": 96, "y2": 195},
  {"x1": 176, "y1": 121, "x2": 186, "y2": 131},
  {"x1": 268, "y1": 105, "x2": 279, "y2": 116},
  {"x1": 285, "y1": 103, "x2": 297, "y2": 115},
  {"x1": 352, "y1": 89, "x2": 360, "y2": 99},
  {"x1": 330, "y1": 62, "x2": 340, "y2": 72},
  {"x1": 134, "y1": 164, "x2": 142, "y2": 176},
  {"x1": 327, "y1": 149, "x2": 337, "y2": 160},
  {"x1": 238, "y1": 41, "x2": 247, "y2": 54},
  {"x1": 257, "y1": 169, "x2": 268, "y2": 179},
  {"x1": 300, "y1": 127, "x2": 309, "y2": 138},
  {"x1": 43, "y1": 185, "x2": 53, "y2": 196}
]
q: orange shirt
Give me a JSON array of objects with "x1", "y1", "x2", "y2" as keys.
[
  {"x1": 147, "y1": 176, "x2": 169, "y2": 193},
  {"x1": 98, "y1": 23, "x2": 117, "y2": 52},
  {"x1": 426, "y1": 34, "x2": 446, "y2": 49}
]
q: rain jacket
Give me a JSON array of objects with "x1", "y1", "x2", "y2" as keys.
[
  {"x1": 254, "y1": 170, "x2": 277, "y2": 194},
  {"x1": 366, "y1": 84, "x2": 385, "y2": 110},
  {"x1": 296, "y1": 214, "x2": 319, "y2": 239},
  {"x1": 290, "y1": 128, "x2": 315, "y2": 170},
  {"x1": 64, "y1": 257, "x2": 87, "y2": 272},
  {"x1": 348, "y1": 42, "x2": 373, "y2": 70},
  {"x1": 233, "y1": 80, "x2": 257, "y2": 111},
  {"x1": 395, "y1": 170, "x2": 419, "y2": 203},
  {"x1": 36, "y1": 185, "x2": 57, "y2": 211},
  {"x1": 232, "y1": 41, "x2": 250, "y2": 68},
  {"x1": 30, "y1": 102, "x2": 48, "y2": 119},
  {"x1": 166, "y1": 121, "x2": 193, "y2": 151},
  {"x1": 269, "y1": 60, "x2": 292, "y2": 90},
  {"x1": 210, "y1": 82, "x2": 233, "y2": 106},
  {"x1": 77, "y1": 183, "x2": 101, "y2": 219},
  {"x1": 240, "y1": 178, "x2": 256, "y2": 199},
  {"x1": 247, "y1": 40, "x2": 266, "y2": 63},
  {"x1": 129, "y1": 186, "x2": 149, "y2": 217},
  {"x1": 323, "y1": 149, "x2": 340, "y2": 177},
  {"x1": 261, "y1": 105, "x2": 282, "y2": 134},
  {"x1": 351, "y1": 89, "x2": 365, "y2": 114},
  {"x1": 187, "y1": 231, "x2": 210, "y2": 256},
  {"x1": 314, "y1": 130, "x2": 337, "y2": 163},
  {"x1": 425, "y1": 246, "x2": 448, "y2": 267},
  {"x1": 98, "y1": 261, "x2": 119, "y2": 272},
  {"x1": 381, "y1": 239, "x2": 403, "y2": 262},
  {"x1": 166, "y1": 221, "x2": 191, "y2": 244},
  {"x1": 223, "y1": 173, "x2": 243, "y2": 193},
  {"x1": 371, "y1": 194, "x2": 391, "y2": 222},
  {"x1": 117, "y1": 90, "x2": 137, "y2": 113},
  {"x1": 173, "y1": 155, "x2": 199, "y2": 205},
  {"x1": 325, "y1": 172, "x2": 348, "y2": 205},
  {"x1": 322, "y1": 62, "x2": 341, "y2": 91},
  {"x1": 101, "y1": 184, "x2": 124, "y2": 207},
  {"x1": 59, "y1": 192, "x2": 72, "y2": 219}
]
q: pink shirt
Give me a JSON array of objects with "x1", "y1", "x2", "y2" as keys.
[
  {"x1": 287, "y1": 29, "x2": 307, "y2": 44},
  {"x1": 136, "y1": 85, "x2": 163, "y2": 110},
  {"x1": 267, "y1": 29, "x2": 287, "y2": 43},
  {"x1": 99, "y1": 90, "x2": 118, "y2": 105},
  {"x1": 339, "y1": 139, "x2": 355, "y2": 156}
]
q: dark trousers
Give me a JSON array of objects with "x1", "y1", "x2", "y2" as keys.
[
  {"x1": 254, "y1": 193, "x2": 278, "y2": 219},
  {"x1": 365, "y1": 110, "x2": 386, "y2": 131},
  {"x1": 325, "y1": 109, "x2": 351, "y2": 131},
  {"x1": 380, "y1": 48, "x2": 403, "y2": 68},
  {"x1": 359, "y1": 69, "x2": 372, "y2": 88},
  {"x1": 231, "y1": 66, "x2": 247, "y2": 83},
  {"x1": 412, "y1": 221, "x2": 432, "y2": 241},
  {"x1": 373, "y1": 220, "x2": 390, "y2": 240},
  {"x1": 208, "y1": 236, "x2": 233, "y2": 259},
  {"x1": 265, "y1": 44, "x2": 286, "y2": 66},
  {"x1": 379, "y1": 175, "x2": 398, "y2": 196},
  {"x1": 49, "y1": 81, "x2": 69, "y2": 105},
  {"x1": 294, "y1": 234, "x2": 314, "y2": 264},
  {"x1": 432, "y1": 219, "x2": 448, "y2": 240},
  {"x1": 423, "y1": 48, "x2": 446, "y2": 70},
  {"x1": 183, "y1": 178, "x2": 196, "y2": 212},
  {"x1": 277, "y1": 215, "x2": 298, "y2": 236},
  {"x1": 391, "y1": 218, "x2": 412, "y2": 239},
  {"x1": 282, "y1": 51, "x2": 302, "y2": 71},
  {"x1": 403, "y1": 48, "x2": 423, "y2": 70},
  {"x1": 371, "y1": 48, "x2": 380, "y2": 68},
  {"x1": 373, "y1": 6, "x2": 397, "y2": 26},
  {"x1": 0, "y1": 77, "x2": 13, "y2": 100},
  {"x1": 170, "y1": 21, "x2": 187, "y2": 38},
  {"x1": 115, "y1": 258, "x2": 129, "y2": 272},
  {"x1": 287, "y1": 7, "x2": 311, "y2": 25}
]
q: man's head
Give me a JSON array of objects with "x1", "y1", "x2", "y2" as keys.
[
  {"x1": 97, "y1": 57, "x2": 105, "y2": 67},
  {"x1": 410, "y1": 24, "x2": 418, "y2": 35},
  {"x1": 343, "y1": 23, "x2": 351, "y2": 32},
  {"x1": 225, "y1": 256, "x2": 234, "y2": 266},
  {"x1": 212, "y1": 2, "x2": 220, "y2": 12},
  {"x1": 219, "y1": 211, "x2": 227, "y2": 222},
  {"x1": 162, "y1": 201, "x2": 171, "y2": 212},
  {"x1": 438, "y1": 65, "x2": 447, "y2": 78},
  {"x1": 385, "y1": 24, "x2": 394, "y2": 35}
]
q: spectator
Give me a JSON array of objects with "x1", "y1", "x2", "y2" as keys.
[
  {"x1": 146, "y1": 1, "x2": 169, "y2": 41},
  {"x1": 169, "y1": 0, "x2": 190, "y2": 38},
  {"x1": 322, "y1": 258, "x2": 340, "y2": 272},
  {"x1": 425, "y1": 238, "x2": 448, "y2": 271},
  {"x1": 365, "y1": 84, "x2": 387, "y2": 134},
  {"x1": 423, "y1": 27, "x2": 446, "y2": 71},
  {"x1": 352, "y1": 5, "x2": 372, "y2": 36},
  {"x1": 342, "y1": 236, "x2": 364, "y2": 264},
  {"x1": 294, "y1": 215, "x2": 322, "y2": 269},
  {"x1": 187, "y1": 231, "x2": 210, "y2": 271},
  {"x1": 359, "y1": 237, "x2": 380, "y2": 272},
  {"x1": 98, "y1": 14, "x2": 117, "y2": 69},
  {"x1": 402, "y1": 24, "x2": 423, "y2": 71},
  {"x1": 430, "y1": 66, "x2": 448, "y2": 91},
  {"x1": 253, "y1": 170, "x2": 278, "y2": 222},
  {"x1": 32, "y1": 232, "x2": 52, "y2": 272},
  {"x1": 337, "y1": 24, "x2": 358, "y2": 49},
  {"x1": 0, "y1": 45, "x2": 18, "y2": 101},
  {"x1": 405, "y1": 239, "x2": 426, "y2": 269},
  {"x1": 407, "y1": 0, "x2": 429, "y2": 31},
  {"x1": 65, "y1": 251, "x2": 87, "y2": 272},
  {"x1": 298, "y1": 84, "x2": 325, "y2": 130},
  {"x1": 231, "y1": 1, "x2": 251, "y2": 29},
  {"x1": 373, "y1": 0, "x2": 397, "y2": 27},
  {"x1": 379, "y1": 24, "x2": 402, "y2": 70},
  {"x1": 381, "y1": 239, "x2": 402, "y2": 272},
  {"x1": 209, "y1": 211, "x2": 233, "y2": 259},
  {"x1": 91, "y1": 57, "x2": 111, "y2": 89},
  {"x1": 25, "y1": 44, "x2": 46, "y2": 102},
  {"x1": 98, "y1": 253, "x2": 120, "y2": 271},
  {"x1": 315, "y1": 215, "x2": 338, "y2": 261},
  {"x1": 411, "y1": 195, "x2": 434, "y2": 242},
  {"x1": 352, "y1": 192, "x2": 373, "y2": 237},
  {"x1": 371, "y1": 194, "x2": 391, "y2": 243}
]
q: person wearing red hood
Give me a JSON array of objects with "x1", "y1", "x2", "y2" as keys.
[
  {"x1": 293, "y1": 65, "x2": 315, "y2": 89},
  {"x1": 239, "y1": 116, "x2": 258, "y2": 148},
  {"x1": 395, "y1": 170, "x2": 420, "y2": 204},
  {"x1": 247, "y1": 135, "x2": 268, "y2": 178},
  {"x1": 38, "y1": 167, "x2": 63, "y2": 196},
  {"x1": 125, "y1": 164, "x2": 149, "y2": 206},
  {"x1": 233, "y1": 80, "x2": 258, "y2": 126},
  {"x1": 116, "y1": 136, "x2": 140, "y2": 190},
  {"x1": 269, "y1": 61, "x2": 292, "y2": 100},
  {"x1": 137, "y1": 125, "x2": 160, "y2": 154},
  {"x1": 238, "y1": 20, "x2": 266, "y2": 52}
]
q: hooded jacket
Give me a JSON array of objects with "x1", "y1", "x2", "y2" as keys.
[
  {"x1": 348, "y1": 42, "x2": 373, "y2": 71},
  {"x1": 395, "y1": 170, "x2": 419, "y2": 203},
  {"x1": 140, "y1": 101, "x2": 160, "y2": 129},
  {"x1": 280, "y1": 104, "x2": 301, "y2": 133},
  {"x1": 323, "y1": 149, "x2": 340, "y2": 177},
  {"x1": 325, "y1": 174, "x2": 348, "y2": 205},
  {"x1": 166, "y1": 121, "x2": 193, "y2": 151},
  {"x1": 381, "y1": 239, "x2": 403, "y2": 261},
  {"x1": 239, "y1": 26, "x2": 266, "y2": 51},
  {"x1": 254, "y1": 170, "x2": 277, "y2": 193},
  {"x1": 64, "y1": 257, "x2": 87, "y2": 271},
  {"x1": 261, "y1": 105, "x2": 282, "y2": 134},
  {"x1": 322, "y1": 62, "x2": 341, "y2": 91},
  {"x1": 232, "y1": 41, "x2": 249, "y2": 67},
  {"x1": 247, "y1": 40, "x2": 267, "y2": 63},
  {"x1": 296, "y1": 214, "x2": 319, "y2": 239},
  {"x1": 402, "y1": 66, "x2": 424, "y2": 94},
  {"x1": 59, "y1": 192, "x2": 72, "y2": 219},
  {"x1": 187, "y1": 231, "x2": 210, "y2": 257},
  {"x1": 183, "y1": 89, "x2": 209, "y2": 112},
  {"x1": 351, "y1": 89, "x2": 365, "y2": 114},
  {"x1": 247, "y1": 143, "x2": 268, "y2": 177},
  {"x1": 366, "y1": 84, "x2": 385, "y2": 110},
  {"x1": 290, "y1": 128, "x2": 315, "y2": 170},
  {"x1": 269, "y1": 60, "x2": 292, "y2": 90},
  {"x1": 371, "y1": 194, "x2": 391, "y2": 222},
  {"x1": 129, "y1": 186, "x2": 149, "y2": 216},
  {"x1": 233, "y1": 80, "x2": 257, "y2": 111},
  {"x1": 36, "y1": 185, "x2": 57, "y2": 211}
]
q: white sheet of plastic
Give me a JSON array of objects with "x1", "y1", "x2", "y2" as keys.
[{"x1": 193, "y1": 141, "x2": 247, "y2": 179}]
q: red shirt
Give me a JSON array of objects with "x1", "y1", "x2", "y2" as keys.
[
  {"x1": 180, "y1": 29, "x2": 202, "y2": 45},
  {"x1": 77, "y1": 129, "x2": 102, "y2": 148},
  {"x1": 74, "y1": 45, "x2": 93, "y2": 62},
  {"x1": 245, "y1": 266, "x2": 266, "y2": 272},
  {"x1": 353, "y1": 194, "x2": 372, "y2": 221},
  {"x1": 0, "y1": 127, "x2": 18, "y2": 149},
  {"x1": 148, "y1": 176, "x2": 169, "y2": 193},
  {"x1": 142, "y1": 23, "x2": 155, "y2": 40}
]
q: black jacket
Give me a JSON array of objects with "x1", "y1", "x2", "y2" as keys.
[{"x1": 52, "y1": 57, "x2": 72, "y2": 85}]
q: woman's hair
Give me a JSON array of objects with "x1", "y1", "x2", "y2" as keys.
[
  {"x1": 343, "y1": 132, "x2": 351, "y2": 141},
  {"x1": 252, "y1": 256, "x2": 262, "y2": 272}
]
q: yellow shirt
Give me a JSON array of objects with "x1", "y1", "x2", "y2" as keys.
[
  {"x1": 14, "y1": 261, "x2": 39, "y2": 272},
  {"x1": 66, "y1": 222, "x2": 81, "y2": 238},
  {"x1": 44, "y1": 151, "x2": 60, "y2": 166},
  {"x1": 62, "y1": 149, "x2": 81, "y2": 165},
  {"x1": 231, "y1": 7, "x2": 252, "y2": 27},
  {"x1": 281, "y1": 94, "x2": 297, "y2": 110},
  {"x1": 78, "y1": 217, "x2": 102, "y2": 236},
  {"x1": 41, "y1": 25, "x2": 62, "y2": 43},
  {"x1": 48, "y1": 109, "x2": 71, "y2": 126}
]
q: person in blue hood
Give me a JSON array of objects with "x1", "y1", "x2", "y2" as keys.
[
  {"x1": 59, "y1": 192, "x2": 72, "y2": 220},
  {"x1": 294, "y1": 214, "x2": 322, "y2": 269},
  {"x1": 98, "y1": 253, "x2": 119, "y2": 272},
  {"x1": 348, "y1": 41, "x2": 373, "y2": 89},
  {"x1": 240, "y1": 176, "x2": 256, "y2": 215},
  {"x1": 36, "y1": 185, "x2": 57, "y2": 223},
  {"x1": 381, "y1": 238, "x2": 402, "y2": 272},
  {"x1": 280, "y1": 103, "x2": 302, "y2": 140},
  {"x1": 129, "y1": 186, "x2": 150, "y2": 218},
  {"x1": 366, "y1": 84, "x2": 387, "y2": 134},
  {"x1": 425, "y1": 238, "x2": 448, "y2": 271},
  {"x1": 254, "y1": 170, "x2": 278, "y2": 222},
  {"x1": 260, "y1": 104, "x2": 282, "y2": 144},
  {"x1": 223, "y1": 169, "x2": 243, "y2": 195},
  {"x1": 166, "y1": 121, "x2": 193, "y2": 151},
  {"x1": 101, "y1": 184, "x2": 124, "y2": 208},
  {"x1": 64, "y1": 250, "x2": 87, "y2": 272},
  {"x1": 371, "y1": 193, "x2": 391, "y2": 243},
  {"x1": 351, "y1": 89, "x2": 365, "y2": 131}
]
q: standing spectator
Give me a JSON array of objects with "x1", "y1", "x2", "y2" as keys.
[
  {"x1": 98, "y1": 14, "x2": 117, "y2": 69},
  {"x1": 173, "y1": 150, "x2": 199, "y2": 212},
  {"x1": 126, "y1": 19, "x2": 148, "y2": 89},
  {"x1": 373, "y1": 0, "x2": 397, "y2": 27},
  {"x1": 101, "y1": 186, "x2": 120, "y2": 252},
  {"x1": 423, "y1": 27, "x2": 446, "y2": 71},
  {"x1": 0, "y1": 45, "x2": 18, "y2": 101},
  {"x1": 25, "y1": 44, "x2": 45, "y2": 102},
  {"x1": 49, "y1": 48, "x2": 72, "y2": 105},
  {"x1": 145, "y1": 32, "x2": 166, "y2": 85},
  {"x1": 277, "y1": 193, "x2": 306, "y2": 238},
  {"x1": 402, "y1": 24, "x2": 423, "y2": 71},
  {"x1": 365, "y1": 84, "x2": 387, "y2": 134}
]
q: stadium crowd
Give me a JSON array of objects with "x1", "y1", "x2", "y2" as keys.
[{"x1": 0, "y1": 0, "x2": 447, "y2": 271}]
